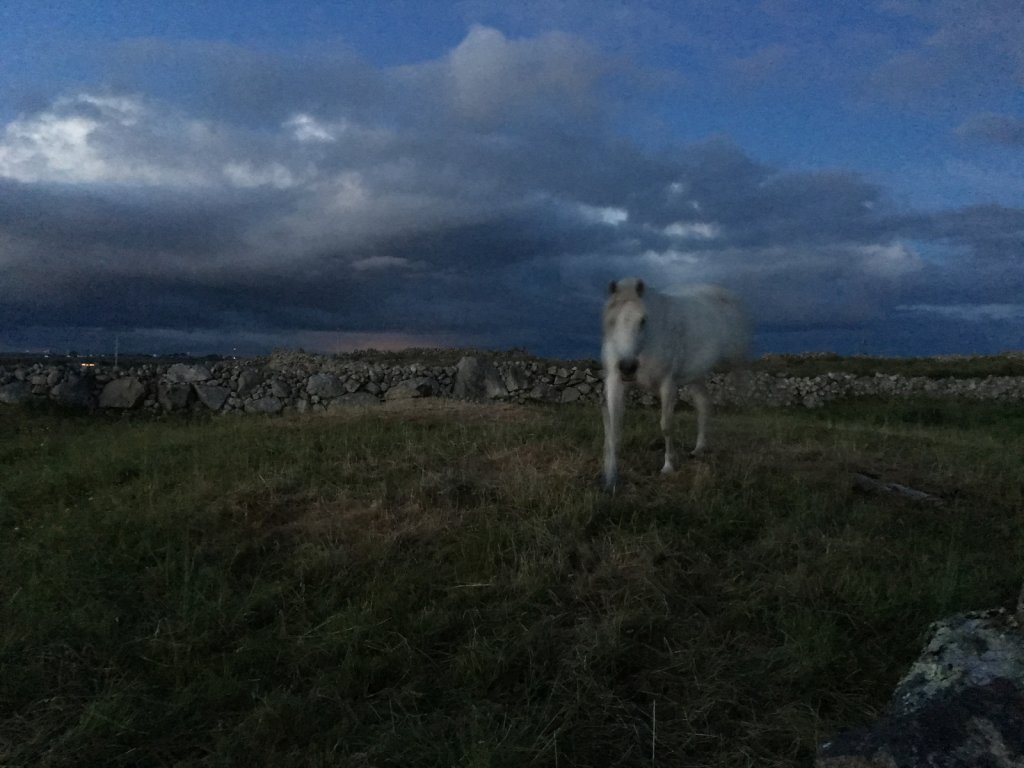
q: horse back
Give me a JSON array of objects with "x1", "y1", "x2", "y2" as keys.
[{"x1": 660, "y1": 285, "x2": 750, "y2": 379}]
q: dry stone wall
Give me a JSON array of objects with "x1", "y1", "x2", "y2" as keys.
[{"x1": 2, "y1": 351, "x2": 1024, "y2": 414}]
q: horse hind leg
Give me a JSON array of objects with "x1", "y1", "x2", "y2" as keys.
[
  {"x1": 658, "y1": 377, "x2": 676, "y2": 474},
  {"x1": 690, "y1": 381, "x2": 711, "y2": 456}
]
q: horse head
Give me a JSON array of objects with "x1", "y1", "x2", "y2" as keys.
[{"x1": 603, "y1": 278, "x2": 648, "y2": 380}]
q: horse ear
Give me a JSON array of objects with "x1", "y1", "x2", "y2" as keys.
[
  {"x1": 608, "y1": 280, "x2": 617, "y2": 295},
  {"x1": 636, "y1": 279, "x2": 645, "y2": 297}
]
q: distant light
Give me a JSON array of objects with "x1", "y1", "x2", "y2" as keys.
[{"x1": 80, "y1": 362, "x2": 96, "y2": 367}]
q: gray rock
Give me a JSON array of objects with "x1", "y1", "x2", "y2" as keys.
[
  {"x1": 306, "y1": 373, "x2": 345, "y2": 399},
  {"x1": 384, "y1": 377, "x2": 437, "y2": 400},
  {"x1": 0, "y1": 381, "x2": 33, "y2": 405},
  {"x1": 818, "y1": 608, "x2": 1024, "y2": 767},
  {"x1": 330, "y1": 392, "x2": 380, "y2": 408},
  {"x1": 51, "y1": 377, "x2": 95, "y2": 409},
  {"x1": 502, "y1": 366, "x2": 533, "y2": 392},
  {"x1": 270, "y1": 378, "x2": 291, "y2": 398},
  {"x1": 99, "y1": 377, "x2": 147, "y2": 409},
  {"x1": 157, "y1": 381, "x2": 193, "y2": 411},
  {"x1": 560, "y1": 387, "x2": 582, "y2": 403},
  {"x1": 528, "y1": 383, "x2": 558, "y2": 402},
  {"x1": 165, "y1": 363, "x2": 212, "y2": 383},
  {"x1": 245, "y1": 396, "x2": 284, "y2": 414},
  {"x1": 194, "y1": 384, "x2": 230, "y2": 411},
  {"x1": 236, "y1": 368, "x2": 263, "y2": 396},
  {"x1": 454, "y1": 356, "x2": 508, "y2": 400}
]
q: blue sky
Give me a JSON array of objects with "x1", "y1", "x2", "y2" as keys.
[{"x1": 1, "y1": 0, "x2": 1022, "y2": 357}]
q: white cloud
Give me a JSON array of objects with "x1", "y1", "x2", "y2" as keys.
[
  {"x1": 577, "y1": 203, "x2": 628, "y2": 225},
  {"x1": 0, "y1": 93, "x2": 213, "y2": 187},
  {"x1": 223, "y1": 161, "x2": 300, "y2": 189},
  {"x1": 445, "y1": 25, "x2": 605, "y2": 124},
  {"x1": 858, "y1": 241, "x2": 922, "y2": 277},
  {"x1": 663, "y1": 221, "x2": 720, "y2": 239},
  {"x1": 286, "y1": 113, "x2": 337, "y2": 143}
]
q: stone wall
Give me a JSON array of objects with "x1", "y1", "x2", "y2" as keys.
[{"x1": 2, "y1": 351, "x2": 1024, "y2": 414}]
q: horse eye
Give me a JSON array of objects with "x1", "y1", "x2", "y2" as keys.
[{"x1": 640, "y1": 317, "x2": 647, "y2": 329}]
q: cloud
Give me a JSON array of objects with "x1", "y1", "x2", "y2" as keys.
[
  {"x1": 869, "y1": 0, "x2": 1024, "y2": 107},
  {"x1": 443, "y1": 25, "x2": 608, "y2": 126},
  {"x1": 956, "y1": 113, "x2": 1024, "y2": 146},
  {"x1": 1, "y1": 26, "x2": 1022, "y2": 357}
]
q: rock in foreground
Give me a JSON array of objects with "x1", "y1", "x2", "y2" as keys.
[{"x1": 818, "y1": 608, "x2": 1024, "y2": 767}]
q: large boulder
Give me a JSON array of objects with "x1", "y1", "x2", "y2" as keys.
[
  {"x1": 99, "y1": 377, "x2": 147, "y2": 409},
  {"x1": 50, "y1": 377, "x2": 95, "y2": 409},
  {"x1": 817, "y1": 607, "x2": 1024, "y2": 767},
  {"x1": 194, "y1": 383, "x2": 229, "y2": 411},
  {"x1": 236, "y1": 368, "x2": 263, "y2": 397},
  {"x1": 165, "y1": 363, "x2": 212, "y2": 383},
  {"x1": 329, "y1": 392, "x2": 380, "y2": 408},
  {"x1": 245, "y1": 396, "x2": 284, "y2": 414},
  {"x1": 306, "y1": 373, "x2": 345, "y2": 399},
  {"x1": 501, "y1": 365, "x2": 533, "y2": 393},
  {"x1": 384, "y1": 377, "x2": 437, "y2": 401},
  {"x1": 0, "y1": 381, "x2": 33, "y2": 405},
  {"x1": 157, "y1": 380, "x2": 193, "y2": 411},
  {"x1": 453, "y1": 356, "x2": 507, "y2": 400}
]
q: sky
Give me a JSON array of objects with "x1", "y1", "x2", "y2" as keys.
[{"x1": 1, "y1": 0, "x2": 1022, "y2": 358}]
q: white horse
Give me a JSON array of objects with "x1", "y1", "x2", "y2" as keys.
[{"x1": 601, "y1": 277, "x2": 751, "y2": 491}]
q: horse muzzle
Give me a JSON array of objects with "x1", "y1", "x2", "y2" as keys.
[{"x1": 617, "y1": 359, "x2": 639, "y2": 380}]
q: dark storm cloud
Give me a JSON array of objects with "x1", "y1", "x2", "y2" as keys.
[{"x1": 1, "y1": 24, "x2": 1022, "y2": 356}]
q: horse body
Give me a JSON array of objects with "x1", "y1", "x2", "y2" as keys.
[{"x1": 601, "y1": 278, "x2": 750, "y2": 491}]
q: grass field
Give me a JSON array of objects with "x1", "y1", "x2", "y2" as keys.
[{"x1": 2, "y1": 397, "x2": 1023, "y2": 767}]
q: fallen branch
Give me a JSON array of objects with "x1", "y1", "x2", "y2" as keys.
[{"x1": 852, "y1": 473, "x2": 944, "y2": 505}]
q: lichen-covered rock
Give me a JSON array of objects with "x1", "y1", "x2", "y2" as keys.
[{"x1": 818, "y1": 608, "x2": 1024, "y2": 767}]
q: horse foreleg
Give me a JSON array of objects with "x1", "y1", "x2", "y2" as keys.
[
  {"x1": 658, "y1": 377, "x2": 676, "y2": 474},
  {"x1": 602, "y1": 371, "x2": 625, "y2": 491},
  {"x1": 690, "y1": 381, "x2": 711, "y2": 456}
]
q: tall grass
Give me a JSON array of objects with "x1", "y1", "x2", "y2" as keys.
[{"x1": 1, "y1": 399, "x2": 1022, "y2": 767}]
